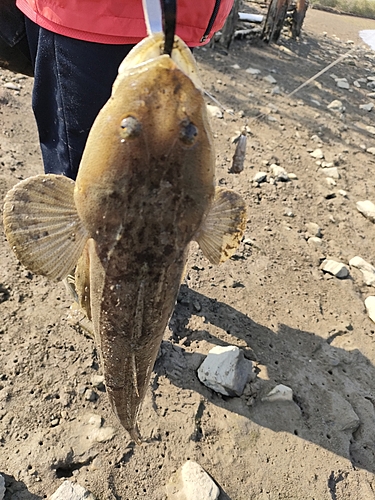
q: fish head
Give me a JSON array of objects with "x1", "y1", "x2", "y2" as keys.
[{"x1": 74, "y1": 34, "x2": 215, "y2": 243}]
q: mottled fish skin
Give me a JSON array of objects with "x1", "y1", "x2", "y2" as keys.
[
  {"x1": 74, "y1": 41, "x2": 215, "y2": 441},
  {"x1": 3, "y1": 34, "x2": 247, "y2": 442}
]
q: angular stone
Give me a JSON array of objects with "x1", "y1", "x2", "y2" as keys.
[
  {"x1": 4, "y1": 82, "x2": 20, "y2": 91},
  {"x1": 262, "y1": 384, "x2": 293, "y2": 402},
  {"x1": 166, "y1": 461, "x2": 219, "y2": 500},
  {"x1": 197, "y1": 346, "x2": 252, "y2": 397},
  {"x1": 349, "y1": 256, "x2": 375, "y2": 286},
  {"x1": 327, "y1": 99, "x2": 344, "y2": 111},
  {"x1": 367, "y1": 147, "x2": 375, "y2": 155},
  {"x1": 360, "y1": 103, "x2": 374, "y2": 112},
  {"x1": 357, "y1": 200, "x2": 375, "y2": 222},
  {"x1": 365, "y1": 296, "x2": 375, "y2": 323},
  {"x1": 50, "y1": 480, "x2": 97, "y2": 500},
  {"x1": 308, "y1": 236, "x2": 323, "y2": 247},
  {"x1": 253, "y1": 172, "x2": 267, "y2": 183},
  {"x1": 321, "y1": 161, "x2": 334, "y2": 168},
  {"x1": 206, "y1": 105, "x2": 223, "y2": 119},
  {"x1": 321, "y1": 259, "x2": 349, "y2": 279},
  {"x1": 336, "y1": 78, "x2": 349, "y2": 89},
  {"x1": 305, "y1": 222, "x2": 322, "y2": 238},
  {"x1": 246, "y1": 67, "x2": 261, "y2": 75},
  {"x1": 321, "y1": 167, "x2": 340, "y2": 179},
  {"x1": 270, "y1": 164, "x2": 289, "y2": 181},
  {"x1": 263, "y1": 74, "x2": 277, "y2": 84},
  {"x1": 310, "y1": 148, "x2": 324, "y2": 159}
]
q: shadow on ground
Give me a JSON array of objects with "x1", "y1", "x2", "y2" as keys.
[{"x1": 159, "y1": 285, "x2": 375, "y2": 475}]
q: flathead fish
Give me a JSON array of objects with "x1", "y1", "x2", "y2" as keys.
[{"x1": 3, "y1": 33, "x2": 247, "y2": 442}]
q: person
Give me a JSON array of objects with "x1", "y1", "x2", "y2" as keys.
[{"x1": 15, "y1": 0, "x2": 235, "y2": 180}]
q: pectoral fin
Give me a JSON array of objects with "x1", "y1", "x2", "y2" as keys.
[
  {"x1": 194, "y1": 187, "x2": 247, "y2": 265},
  {"x1": 3, "y1": 174, "x2": 89, "y2": 280}
]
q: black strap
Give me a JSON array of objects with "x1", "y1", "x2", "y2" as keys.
[{"x1": 161, "y1": 0, "x2": 176, "y2": 56}]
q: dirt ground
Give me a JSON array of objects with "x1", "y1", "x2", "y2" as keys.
[{"x1": 2, "y1": 7, "x2": 375, "y2": 500}]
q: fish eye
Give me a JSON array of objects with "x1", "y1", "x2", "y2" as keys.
[
  {"x1": 119, "y1": 116, "x2": 141, "y2": 140},
  {"x1": 179, "y1": 120, "x2": 198, "y2": 146}
]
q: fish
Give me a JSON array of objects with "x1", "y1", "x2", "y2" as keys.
[{"x1": 3, "y1": 32, "x2": 247, "y2": 443}]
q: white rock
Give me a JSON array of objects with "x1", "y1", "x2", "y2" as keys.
[
  {"x1": 270, "y1": 164, "x2": 289, "y2": 181},
  {"x1": 356, "y1": 200, "x2": 375, "y2": 222},
  {"x1": 368, "y1": 92, "x2": 375, "y2": 99},
  {"x1": 0, "y1": 474, "x2": 5, "y2": 500},
  {"x1": 253, "y1": 172, "x2": 267, "y2": 183},
  {"x1": 321, "y1": 259, "x2": 349, "y2": 279},
  {"x1": 91, "y1": 374, "x2": 105, "y2": 389},
  {"x1": 310, "y1": 148, "x2": 324, "y2": 159},
  {"x1": 349, "y1": 256, "x2": 375, "y2": 286},
  {"x1": 4, "y1": 82, "x2": 20, "y2": 90},
  {"x1": 367, "y1": 126, "x2": 375, "y2": 135},
  {"x1": 327, "y1": 99, "x2": 344, "y2": 111},
  {"x1": 330, "y1": 73, "x2": 339, "y2": 80},
  {"x1": 49, "y1": 480, "x2": 97, "y2": 500},
  {"x1": 326, "y1": 177, "x2": 337, "y2": 187},
  {"x1": 271, "y1": 85, "x2": 281, "y2": 95},
  {"x1": 365, "y1": 296, "x2": 375, "y2": 323},
  {"x1": 197, "y1": 346, "x2": 252, "y2": 397},
  {"x1": 166, "y1": 461, "x2": 219, "y2": 500},
  {"x1": 321, "y1": 161, "x2": 334, "y2": 168},
  {"x1": 288, "y1": 172, "x2": 298, "y2": 180},
  {"x1": 367, "y1": 147, "x2": 375, "y2": 155},
  {"x1": 308, "y1": 236, "x2": 323, "y2": 246},
  {"x1": 338, "y1": 189, "x2": 348, "y2": 197},
  {"x1": 246, "y1": 67, "x2": 261, "y2": 75},
  {"x1": 360, "y1": 103, "x2": 374, "y2": 111},
  {"x1": 231, "y1": 64, "x2": 240, "y2": 69},
  {"x1": 262, "y1": 384, "x2": 293, "y2": 402},
  {"x1": 336, "y1": 78, "x2": 350, "y2": 89},
  {"x1": 305, "y1": 222, "x2": 322, "y2": 237},
  {"x1": 322, "y1": 167, "x2": 340, "y2": 179},
  {"x1": 310, "y1": 134, "x2": 321, "y2": 142},
  {"x1": 353, "y1": 80, "x2": 361, "y2": 88},
  {"x1": 263, "y1": 74, "x2": 277, "y2": 84},
  {"x1": 206, "y1": 105, "x2": 223, "y2": 119}
]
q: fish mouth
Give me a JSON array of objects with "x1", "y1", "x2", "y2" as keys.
[{"x1": 117, "y1": 33, "x2": 203, "y2": 92}]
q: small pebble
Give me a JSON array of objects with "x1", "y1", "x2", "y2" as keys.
[
  {"x1": 85, "y1": 388, "x2": 97, "y2": 402},
  {"x1": 365, "y1": 296, "x2": 375, "y2": 323},
  {"x1": 50, "y1": 480, "x2": 97, "y2": 500},
  {"x1": 357, "y1": 200, "x2": 375, "y2": 222},
  {"x1": 321, "y1": 259, "x2": 349, "y2": 279},
  {"x1": 253, "y1": 172, "x2": 267, "y2": 183},
  {"x1": 310, "y1": 148, "x2": 324, "y2": 159},
  {"x1": 206, "y1": 105, "x2": 223, "y2": 119},
  {"x1": 262, "y1": 384, "x2": 293, "y2": 402},
  {"x1": 263, "y1": 75, "x2": 277, "y2": 84},
  {"x1": 246, "y1": 67, "x2": 261, "y2": 75}
]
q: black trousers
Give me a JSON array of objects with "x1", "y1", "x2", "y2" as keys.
[{"x1": 25, "y1": 18, "x2": 134, "y2": 180}]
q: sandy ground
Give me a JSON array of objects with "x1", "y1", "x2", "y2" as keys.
[{"x1": 1, "y1": 7, "x2": 375, "y2": 500}]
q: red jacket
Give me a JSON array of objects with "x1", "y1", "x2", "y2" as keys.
[{"x1": 17, "y1": 0, "x2": 234, "y2": 46}]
